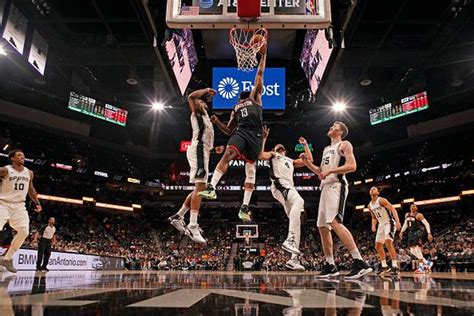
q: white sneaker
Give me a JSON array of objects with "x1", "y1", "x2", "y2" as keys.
[
  {"x1": 285, "y1": 259, "x2": 305, "y2": 272},
  {"x1": 282, "y1": 238, "x2": 301, "y2": 255},
  {"x1": 185, "y1": 224, "x2": 206, "y2": 244},
  {"x1": 168, "y1": 214, "x2": 186, "y2": 233}
]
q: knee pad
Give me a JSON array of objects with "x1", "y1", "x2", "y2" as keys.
[{"x1": 245, "y1": 162, "x2": 256, "y2": 184}]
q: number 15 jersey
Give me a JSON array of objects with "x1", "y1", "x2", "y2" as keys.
[
  {"x1": 320, "y1": 141, "x2": 348, "y2": 187},
  {"x1": 0, "y1": 165, "x2": 31, "y2": 203}
]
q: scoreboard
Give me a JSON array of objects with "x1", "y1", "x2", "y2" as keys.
[
  {"x1": 68, "y1": 92, "x2": 128, "y2": 126},
  {"x1": 369, "y1": 91, "x2": 429, "y2": 125}
]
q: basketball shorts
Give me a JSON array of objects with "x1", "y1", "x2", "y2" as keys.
[
  {"x1": 407, "y1": 231, "x2": 422, "y2": 247},
  {"x1": 317, "y1": 182, "x2": 349, "y2": 228},
  {"x1": 186, "y1": 143, "x2": 210, "y2": 184},
  {"x1": 0, "y1": 201, "x2": 30, "y2": 230},
  {"x1": 271, "y1": 186, "x2": 304, "y2": 217},
  {"x1": 375, "y1": 220, "x2": 396, "y2": 243},
  {"x1": 227, "y1": 128, "x2": 263, "y2": 163}
]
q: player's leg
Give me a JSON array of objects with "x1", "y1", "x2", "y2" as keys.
[
  {"x1": 1, "y1": 205, "x2": 30, "y2": 273},
  {"x1": 169, "y1": 192, "x2": 192, "y2": 232},
  {"x1": 284, "y1": 190, "x2": 305, "y2": 271},
  {"x1": 375, "y1": 225, "x2": 390, "y2": 275},
  {"x1": 199, "y1": 133, "x2": 243, "y2": 199},
  {"x1": 238, "y1": 162, "x2": 256, "y2": 221},
  {"x1": 315, "y1": 186, "x2": 339, "y2": 277},
  {"x1": 184, "y1": 182, "x2": 207, "y2": 243},
  {"x1": 326, "y1": 183, "x2": 372, "y2": 279},
  {"x1": 385, "y1": 239, "x2": 400, "y2": 275}
]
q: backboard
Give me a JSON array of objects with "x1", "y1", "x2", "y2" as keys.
[{"x1": 166, "y1": 0, "x2": 331, "y2": 29}]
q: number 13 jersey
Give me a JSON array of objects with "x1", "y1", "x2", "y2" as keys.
[
  {"x1": 0, "y1": 165, "x2": 31, "y2": 203},
  {"x1": 232, "y1": 98, "x2": 263, "y2": 131},
  {"x1": 320, "y1": 142, "x2": 348, "y2": 187}
]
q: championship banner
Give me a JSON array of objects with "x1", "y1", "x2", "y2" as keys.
[
  {"x1": 0, "y1": 248, "x2": 125, "y2": 271},
  {"x1": 2, "y1": 4, "x2": 28, "y2": 54},
  {"x1": 28, "y1": 30, "x2": 49, "y2": 75},
  {"x1": 0, "y1": 0, "x2": 6, "y2": 29}
]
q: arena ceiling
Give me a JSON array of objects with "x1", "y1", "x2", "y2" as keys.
[{"x1": 0, "y1": 0, "x2": 473, "y2": 152}]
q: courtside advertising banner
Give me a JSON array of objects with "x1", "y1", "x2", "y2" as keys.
[
  {"x1": 212, "y1": 67, "x2": 285, "y2": 110},
  {"x1": 0, "y1": 248, "x2": 124, "y2": 271}
]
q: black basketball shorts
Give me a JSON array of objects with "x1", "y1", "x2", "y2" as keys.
[{"x1": 227, "y1": 128, "x2": 263, "y2": 163}]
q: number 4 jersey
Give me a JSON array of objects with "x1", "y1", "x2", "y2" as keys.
[
  {"x1": 0, "y1": 165, "x2": 31, "y2": 203},
  {"x1": 320, "y1": 141, "x2": 348, "y2": 187}
]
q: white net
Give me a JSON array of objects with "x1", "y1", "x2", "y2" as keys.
[{"x1": 229, "y1": 28, "x2": 267, "y2": 72}]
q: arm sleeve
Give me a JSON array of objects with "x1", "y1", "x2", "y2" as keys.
[
  {"x1": 421, "y1": 218, "x2": 431, "y2": 234},
  {"x1": 401, "y1": 219, "x2": 408, "y2": 233}
]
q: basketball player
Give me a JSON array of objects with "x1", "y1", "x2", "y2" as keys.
[
  {"x1": 399, "y1": 204, "x2": 433, "y2": 272},
  {"x1": 0, "y1": 150, "x2": 42, "y2": 273},
  {"x1": 168, "y1": 87, "x2": 217, "y2": 243},
  {"x1": 303, "y1": 122, "x2": 372, "y2": 279},
  {"x1": 367, "y1": 186, "x2": 401, "y2": 276},
  {"x1": 198, "y1": 40, "x2": 267, "y2": 222},
  {"x1": 258, "y1": 127, "x2": 313, "y2": 271}
]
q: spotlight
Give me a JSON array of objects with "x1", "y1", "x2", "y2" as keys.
[
  {"x1": 152, "y1": 102, "x2": 164, "y2": 111},
  {"x1": 3, "y1": 144, "x2": 9, "y2": 150},
  {"x1": 0, "y1": 46, "x2": 7, "y2": 56},
  {"x1": 332, "y1": 101, "x2": 346, "y2": 112}
]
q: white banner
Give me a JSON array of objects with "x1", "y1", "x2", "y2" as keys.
[
  {"x1": 0, "y1": 247, "x2": 124, "y2": 271},
  {"x1": 0, "y1": 0, "x2": 6, "y2": 28},
  {"x1": 2, "y1": 4, "x2": 28, "y2": 54},
  {"x1": 28, "y1": 30, "x2": 49, "y2": 75}
]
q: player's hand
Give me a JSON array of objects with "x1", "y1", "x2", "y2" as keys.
[
  {"x1": 371, "y1": 226, "x2": 376, "y2": 233},
  {"x1": 210, "y1": 115, "x2": 219, "y2": 124},
  {"x1": 396, "y1": 222, "x2": 401, "y2": 231},
  {"x1": 299, "y1": 153, "x2": 308, "y2": 161},
  {"x1": 35, "y1": 204, "x2": 42, "y2": 213},
  {"x1": 208, "y1": 88, "x2": 217, "y2": 96},
  {"x1": 215, "y1": 146, "x2": 225, "y2": 154},
  {"x1": 262, "y1": 125, "x2": 270, "y2": 139},
  {"x1": 298, "y1": 137, "x2": 307, "y2": 145},
  {"x1": 428, "y1": 233, "x2": 433, "y2": 242},
  {"x1": 319, "y1": 170, "x2": 331, "y2": 180}
]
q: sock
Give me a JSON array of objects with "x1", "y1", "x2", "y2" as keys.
[
  {"x1": 415, "y1": 246, "x2": 427, "y2": 263},
  {"x1": 381, "y1": 260, "x2": 387, "y2": 268},
  {"x1": 210, "y1": 169, "x2": 224, "y2": 188},
  {"x1": 325, "y1": 256, "x2": 335, "y2": 265},
  {"x1": 392, "y1": 260, "x2": 398, "y2": 267},
  {"x1": 189, "y1": 211, "x2": 198, "y2": 225},
  {"x1": 242, "y1": 189, "x2": 252, "y2": 205},
  {"x1": 291, "y1": 253, "x2": 298, "y2": 260},
  {"x1": 350, "y1": 248, "x2": 363, "y2": 261},
  {"x1": 177, "y1": 204, "x2": 189, "y2": 217}
]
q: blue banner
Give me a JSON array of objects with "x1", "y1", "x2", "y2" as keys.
[{"x1": 212, "y1": 67, "x2": 285, "y2": 110}]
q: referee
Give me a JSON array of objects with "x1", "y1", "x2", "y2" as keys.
[{"x1": 34, "y1": 217, "x2": 56, "y2": 271}]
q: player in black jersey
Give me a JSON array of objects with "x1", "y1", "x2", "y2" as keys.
[
  {"x1": 199, "y1": 42, "x2": 267, "y2": 222},
  {"x1": 400, "y1": 204, "x2": 434, "y2": 273}
]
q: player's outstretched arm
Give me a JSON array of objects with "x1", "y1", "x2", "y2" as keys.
[
  {"x1": 417, "y1": 213, "x2": 433, "y2": 242},
  {"x1": 28, "y1": 171, "x2": 42, "y2": 213},
  {"x1": 259, "y1": 125, "x2": 273, "y2": 160},
  {"x1": 187, "y1": 88, "x2": 216, "y2": 112},
  {"x1": 303, "y1": 159, "x2": 321, "y2": 176},
  {"x1": 320, "y1": 141, "x2": 357, "y2": 178},
  {"x1": 399, "y1": 215, "x2": 409, "y2": 239},
  {"x1": 0, "y1": 167, "x2": 8, "y2": 178},
  {"x1": 294, "y1": 137, "x2": 313, "y2": 168},
  {"x1": 380, "y1": 197, "x2": 401, "y2": 230},
  {"x1": 210, "y1": 114, "x2": 235, "y2": 136},
  {"x1": 250, "y1": 47, "x2": 266, "y2": 105}
]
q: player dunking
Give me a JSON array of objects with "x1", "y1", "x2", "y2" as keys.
[
  {"x1": 304, "y1": 121, "x2": 372, "y2": 279},
  {"x1": 368, "y1": 186, "x2": 401, "y2": 276},
  {"x1": 0, "y1": 150, "x2": 42, "y2": 272},
  {"x1": 399, "y1": 203, "x2": 433, "y2": 273},
  {"x1": 168, "y1": 87, "x2": 220, "y2": 243},
  {"x1": 259, "y1": 127, "x2": 313, "y2": 271},
  {"x1": 198, "y1": 40, "x2": 267, "y2": 222}
]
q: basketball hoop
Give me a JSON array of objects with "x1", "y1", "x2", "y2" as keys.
[{"x1": 229, "y1": 27, "x2": 267, "y2": 72}]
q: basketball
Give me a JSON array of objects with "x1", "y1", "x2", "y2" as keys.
[{"x1": 251, "y1": 34, "x2": 266, "y2": 53}]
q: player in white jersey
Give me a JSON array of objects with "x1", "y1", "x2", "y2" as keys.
[
  {"x1": 368, "y1": 186, "x2": 401, "y2": 276},
  {"x1": 0, "y1": 150, "x2": 42, "y2": 272},
  {"x1": 258, "y1": 127, "x2": 313, "y2": 271},
  {"x1": 304, "y1": 121, "x2": 372, "y2": 279}
]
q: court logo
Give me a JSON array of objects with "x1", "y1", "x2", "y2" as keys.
[
  {"x1": 198, "y1": 0, "x2": 214, "y2": 9},
  {"x1": 218, "y1": 77, "x2": 239, "y2": 99}
]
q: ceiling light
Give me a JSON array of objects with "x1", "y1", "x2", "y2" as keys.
[
  {"x1": 451, "y1": 79, "x2": 463, "y2": 87},
  {"x1": 127, "y1": 78, "x2": 138, "y2": 85},
  {"x1": 360, "y1": 79, "x2": 372, "y2": 86},
  {"x1": 332, "y1": 101, "x2": 346, "y2": 112},
  {"x1": 152, "y1": 102, "x2": 164, "y2": 111},
  {"x1": 0, "y1": 46, "x2": 7, "y2": 56}
]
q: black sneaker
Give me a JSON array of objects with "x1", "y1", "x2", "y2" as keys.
[
  {"x1": 390, "y1": 266, "x2": 400, "y2": 276},
  {"x1": 238, "y1": 204, "x2": 252, "y2": 222},
  {"x1": 41, "y1": 267, "x2": 50, "y2": 272},
  {"x1": 345, "y1": 259, "x2": 373, "y2": 279},
  {"x1": 376, "y1": 265, "x2": 391, "y2": 276},
  {"x1": 315, "y1": 263, "x2": 339, "y2": 278}
]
